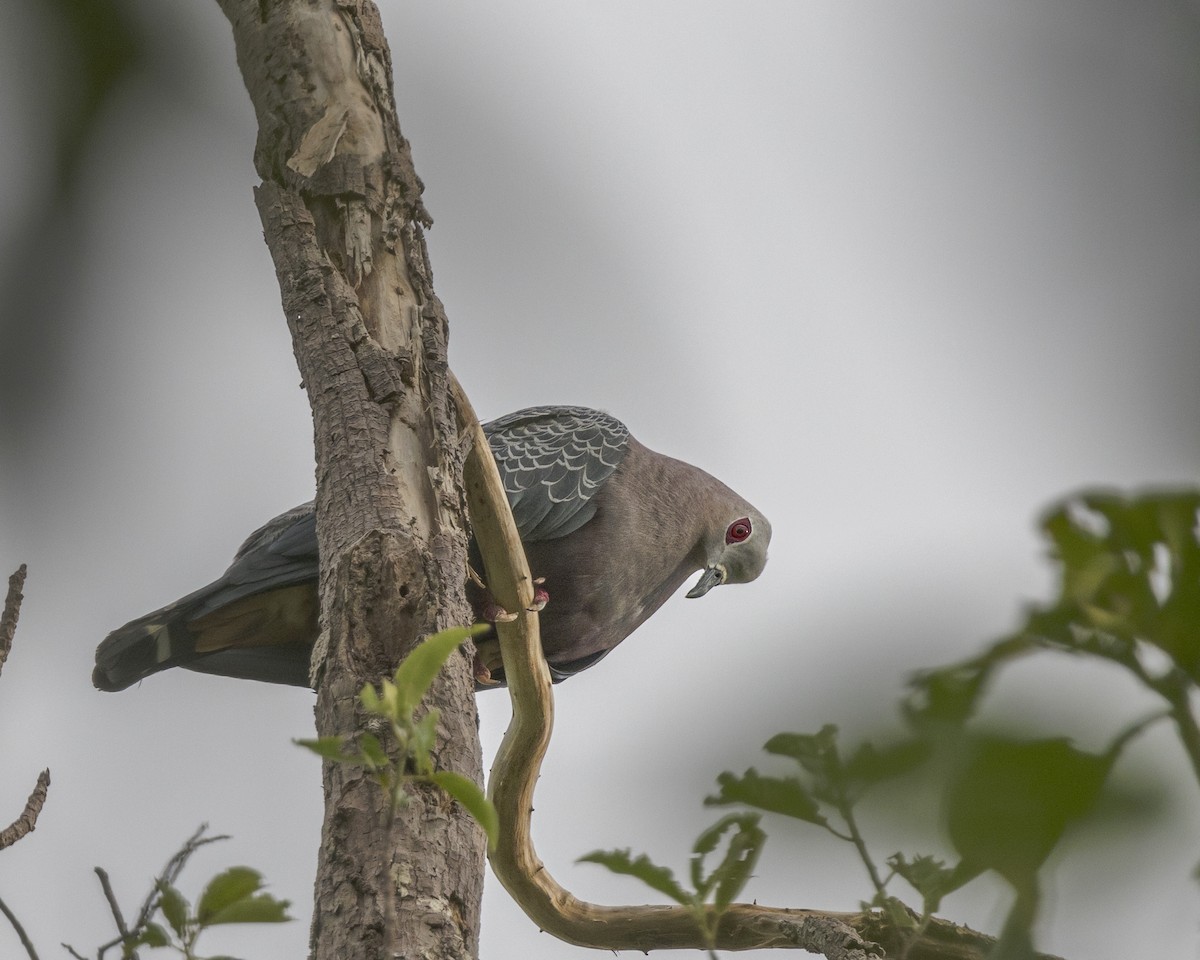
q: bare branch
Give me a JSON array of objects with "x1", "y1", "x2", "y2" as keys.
[
  {"x1": 453, "y1": 377, "x2": 1032, "y2": 960},
  {"x1": 0, "y1": 894, "x2": 39, "y2": 960},
  {"x1": 0, "y1": 770, "x2": 50, "y2": 852},
  {"x1": 0, "y1": 564, "x2": 27, "y2": 680},
  {"x1": 95, "y1": 868, "x2": 136, "y2": 960}
]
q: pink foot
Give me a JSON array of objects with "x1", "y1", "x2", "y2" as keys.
[
  {"x1": 480, "y1": 599, "x2": 518, "y2": 623},
  {"x1": 529, "y1": 577, "x2": 549, "y2": 612},
  {"x1": 473, "y1": 653, "x2": 501, "y2": 685}
]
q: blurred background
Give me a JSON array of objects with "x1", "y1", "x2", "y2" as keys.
[{"x1": 1, "y1": 2, "x2": 1198, "y2": 958}]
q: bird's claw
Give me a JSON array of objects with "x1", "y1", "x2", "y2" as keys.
[
  {"x1": 481, "y1": 600, "x2": 518, "y2": 623},
  {"x1": 473, "y1": 653, "x2": 501, "y2": 686},
  {"x1": 528, "y1": 577, "x2": 549, "y2": 612}
]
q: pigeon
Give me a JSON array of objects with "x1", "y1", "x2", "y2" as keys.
[{"x1": 93, "y1": 406, "x2": 771, "y2": 691}]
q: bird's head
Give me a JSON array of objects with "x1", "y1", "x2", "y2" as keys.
[{"x1": 686, "y1": 507, "x2": 772, "y2": 598}]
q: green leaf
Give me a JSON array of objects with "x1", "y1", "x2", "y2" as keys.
[
  {"x1": 202, "y1": 893, "x2": 292, "y2": 926},
  {"x1": 358, "y1": 733, "x2": 389, "y2": 770},
  {"x1": 378, "y1": 678, "x2": 401, "y2": 719},
  {"x1": 887, "y1": 853, "x2": 959, "y2": 912},
  {"x1": 945, "y1": 735, "x2": 1112, "y2": 890},
  {"x1": 132, "y1": 921, "x2": 172, "y2": 948},
  {"x1": 197, "y1": 866, "x2": 264, "y2": 924},
  {"x1": 904, "y1": 665, "x2": 992, "y2": 727},
  {"x1": 392, "y1": 625, "x2": 487, "y2": 715},
  {"x1": 295, "y1": 736, "x2": 351, "y2": 762},
  {"x1": 690, "y1": 813, "x2": 765, "y2": 910},
  {"x1": 156, "y1": 881, "x2": 190, "y2": 938},
  {"x1": 1030, "y1": 490, "x2": 1200, "y2": 677},
  {"x1": 763, "y1": 725, "x2": 839, "y2": 774},
  {"x1": 843, "y1": 740, "x2": 930, "y2": 787},
  {"x1": 427, "y1": 770, "x2": 499, "y2": 851},
  {"x1": 705, "y1": 769, "x2": 827, "y2": 827},
  {"x1": 1086, "y1": 492, "x2": 1162, "y2": 559},
  {"x1": 359, "y1": 682, "x2": 383, "y2": 715},
  {"x1": 876, "y1": 895, "x2": 919, "y2": 930},
  {"x1": 577, "y1": 848, "x2": 692, "y2": 907},
  {"x1": 409, "y1": 710, "x2": 441, "y2": 774}
]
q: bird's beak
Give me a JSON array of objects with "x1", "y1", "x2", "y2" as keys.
[{"x1": 686, "y1": 565, "x2": 726, "y2": 599}]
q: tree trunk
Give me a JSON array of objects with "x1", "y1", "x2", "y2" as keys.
[{"x1": 215, "y1": 3, "x2": 485, "y2": 958}]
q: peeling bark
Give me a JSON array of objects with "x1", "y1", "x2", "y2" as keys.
[{"x1": 215, "y1": 3, "x2": 483, "y2": 958}]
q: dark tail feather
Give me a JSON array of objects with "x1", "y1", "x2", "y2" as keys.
[
  {"x1": 182, "y1": 644, "x2": 313, "y2": 687},
  {"x1": 95, "y1": 577, "x2": 319, "y2": 690},
  {"x1": 93, "y1": 601, "x2": 205, "y2": 691}
]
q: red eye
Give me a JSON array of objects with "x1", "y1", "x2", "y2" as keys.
[{"x1": 726, "y1": 518, "x2": 752, "y2": 544}]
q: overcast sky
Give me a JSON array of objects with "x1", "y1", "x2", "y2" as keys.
[{"x1": 2, "y1": 3, "x2": 1199, "y2": 959}]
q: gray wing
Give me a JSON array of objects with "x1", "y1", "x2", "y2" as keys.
[
  {"x1": 483, "y1": 406, "x2": 630, "y2": 542},
  {"x1": 190, "y1": 501, "x2": 318, "y2": 619}
]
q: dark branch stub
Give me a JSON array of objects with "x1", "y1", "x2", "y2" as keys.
[
  {"x1": 0, "y1": 564, "x2": 27, "y2": 679},
  {"x1": 0, "y1": 770, "x2": 50, "y2": 852}
]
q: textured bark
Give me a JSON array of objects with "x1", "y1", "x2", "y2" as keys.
[
  {"x1": 0, "y1": 769, "x2": 50, "y2": 853},
  {"x1": 0, "y1": 564, "x2": 26, "y2": 679},
  {"x1": 215, "y1": 3, "x2": 484, "y2": 958}
]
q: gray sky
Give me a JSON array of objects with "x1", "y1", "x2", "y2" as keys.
[{"x1": 2, "y1": 3, "x2": 1199, "y2": 959}]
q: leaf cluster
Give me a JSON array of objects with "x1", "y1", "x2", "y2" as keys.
[
  {"x1": 296, "y1": 624, "x2": 498, "y2": 850},
  {"x1": 581, "y1": 489, "x2": 1195, "y2": 959},
  {"x1": 578, "y1": 812, "x2": 765, "y2": 957},
  {"x1": 129, "y1": 866, "x2": 290, "y2": 960},
  {"x1": 904, "y1": 491, "x2": 1200, "y2": 733},
  {"x1": 58, "y1": 825, "x2": 290, "y2": 960},
  {"x1": 711, "y1": 724, "x2": 946, "y2": 952}
]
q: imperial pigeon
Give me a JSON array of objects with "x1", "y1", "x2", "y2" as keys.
[{"x1": 93, "y1": 406, "x2": 771, "y2": 692}]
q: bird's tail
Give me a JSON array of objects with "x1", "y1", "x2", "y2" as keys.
[
  {"x1": 95, "y1": 578, "x2": 318, "y2": 691},
  {"x1": 93, "y1": 597, "x2": 208, "y2": 691}
]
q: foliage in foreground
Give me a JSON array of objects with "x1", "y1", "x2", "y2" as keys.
[
  {"x1": 583, "y1": 488, "x2": 1197, "y2": 959},
  {"x1": 296, "y1": 623, "x2": 499, "y2": 850},
  {"x1": 56, "y1": 825, "x2": 291, "y2": 960},
  {"x1": 579, "y1": 812, "x2": 765, "y2": 958}
]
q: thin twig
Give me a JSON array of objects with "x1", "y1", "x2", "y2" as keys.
[
  {"x1": 0, "y1": 565, "x2": 28, "y2": 680},
  {"x1": 134, "y1": 825, "x2": 226, "y2": 930},
  {"x1": 1054, "y1": 636, "x2": 1200, "y2": 794},
  {"x1": 1169, "y1": 701, "x2": 1200, "y2": 791},
  {"x1": 96, "y1": 867, "x2": 137, "y2": 960},
  {"x1": 1138, "y1": 670, "x2": 1200, "y2": 792},
  {"x1": 833, "y1": 794, "x2": 888, "y2": 902},
  {"x1": 897, "y1": 911, "x2": 935, "y2": 960},
  {"x1": 0, "y1": 894, "x2": 39, "y2": 960}
]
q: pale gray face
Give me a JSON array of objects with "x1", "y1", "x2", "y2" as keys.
[{"x1": 686, "y1": 508, "x2": 771, "y2": 598}]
